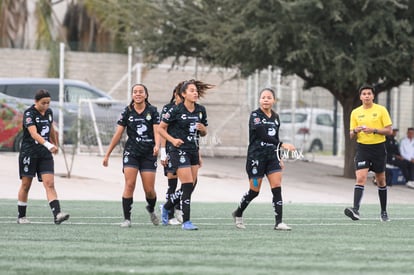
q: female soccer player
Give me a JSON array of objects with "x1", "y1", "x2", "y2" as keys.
[
  {"x1": 17, "y1": 89, "x2": 69, "y2": 224},
  {"x1": 158, "y1": 79, "x2": 213, "y2": 230},
  {"x1": 232, "y1": 88, "x2": 295, "y2": 230},
  {"x1": 345, "y1": 84, "x2": 392, "y2": 222},
  {"x1": 159, "y1": 82, "x2": 184, "y2": 225},
  {"x1": 103, "y1": 84, "x2": 161, "y2": 227}
]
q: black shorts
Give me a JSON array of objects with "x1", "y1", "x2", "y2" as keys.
[
  {"x1": 19, "y1": 155, "x2": 54, "y2": 182},
  {"x1": 163, "y1": 154, "x2": 177, "y2": 176},
  {"x1": 169, "y1": 150, "x2": 200, "y2": 170},
  {"x1": 354, "y1": 142, "x2": 387, "y2": 173},
  {"x1": 123, "y1": 153, "x2": 157, "y2": 172},
  {"x1": 246, "y1": 156, "x2": 282, "y2": 179}
]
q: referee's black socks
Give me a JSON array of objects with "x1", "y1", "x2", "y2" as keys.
[{"x1": 353, "y1": 185, "x2": 364, "y2": 210}]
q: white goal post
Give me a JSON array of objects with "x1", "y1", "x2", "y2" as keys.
[{"x1": 76, "y1": 99, "x2": 125, "y2": 155}]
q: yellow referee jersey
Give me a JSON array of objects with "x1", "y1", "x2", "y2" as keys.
[{"x1": 350, "y1": 103, "x2": 392, "y2": 144}]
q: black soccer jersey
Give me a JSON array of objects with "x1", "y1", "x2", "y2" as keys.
[
  {"x1": 247, "y1": 108, "x2": 281, "y2": 159},
  {"x1": 20, "y1": 104, "x2": 54, "y2": 157},
  {"x1": 162, "y1": 102, "x2": 208, "y2": 152},
  {"x1": 117, "y1": 104, "x2": 160, "y2": 156},
  {"x1": 161, "y1": 102, "x2": 175, "y2": 152}
]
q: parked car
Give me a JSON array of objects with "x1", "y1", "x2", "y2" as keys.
[
  {"x1": 278, "y1": 108, "x2": 335, "y2": 153},
  {"x1": 0, "y1": 102, "x2": 23, "y2": 151},
  {"x1": 0, "y1": 78, "x2": 124, "y2": 145}
]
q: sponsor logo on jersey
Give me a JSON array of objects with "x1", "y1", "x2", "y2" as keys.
[
  {"x1": 268, "y1": 128, "x2": 276, "y2": 136},
  {"x1": 40, "y1": 126, "x2": 49, "y2": 137}
]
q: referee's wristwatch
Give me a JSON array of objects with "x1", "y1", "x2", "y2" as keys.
[{"x1": 373, "y1": 129, "x2": 378, "y2": 134}]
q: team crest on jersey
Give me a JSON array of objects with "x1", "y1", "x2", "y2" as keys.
[
  {"x1": 252, "y1": 167, "x2": 258, "y2": 175},
  {"x1": 180, "y1": 155, "x2": 186, "y2": 163},
  {"x1": 146, "y1": 113, "x2": 152, "y2": 121},
  {"x1": 123, "y1": 156, "x2": 129, "y2": 163}
]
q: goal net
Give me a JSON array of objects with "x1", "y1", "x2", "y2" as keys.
[{"x1": 73, "y1": 99, "x2": 126, "y2": 155}]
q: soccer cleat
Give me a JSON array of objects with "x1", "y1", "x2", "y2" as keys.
[
  {"x1": 120, "y1": 219, "x2": 131, "y2": 228},
  {"x1": 54, "y1": 212, "x2": 70, "y2": 224},
  {"x1": 406, "y1": 181, "x2": 414, "y2": 189},
  {"x1": 344, "y1": 207, "x2": 360, "y2": 221},
  {"x1": 232, "y1": 211, "x2": 246, "y2": 229},
  {"x1": 380, "y1": 211, "x2": 390, "y2": 222},
  {"x1": 168, "y1": 218, "x2": 181, "y2": 225},
  {"x1": 17, "y1": 217, "x2": 31, "y2": 224},
  {"x1": 174, "y1": 208, "x2": 183, "y2": 224},
  {"x1": 146, "y1": 205, "x2": 160, "y2": 226},
  {"x1": 161, "y1": 205, "x2": 169, "y2": 226},
  {"x1": 182, "y1": 221, "x2": 198, "y2": 230},
  {"x1": 274, "y1": 223, "x2": 292, "y2": 231}
]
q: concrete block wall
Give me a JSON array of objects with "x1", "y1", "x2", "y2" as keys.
[{"x1": 0, "y1": 48, "x2": 250, "y2": 157}]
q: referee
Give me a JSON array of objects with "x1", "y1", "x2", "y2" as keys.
[{"x1": 344, "y1": 84, "x2": 392, "y2": 222}]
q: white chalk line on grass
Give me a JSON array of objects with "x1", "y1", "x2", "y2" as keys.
[
  {"x1": 1, "y1": 215, "x2": 414, "y2": 226},
  {"x1": 1, "y1": 216, "x2": 414, "y2": 221}
]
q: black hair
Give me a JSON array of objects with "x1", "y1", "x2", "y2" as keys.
[
  {"x1": 259, "y1": 88, "x2": 278, "y2": 118},
  {"x1": 169, "y1": 81, "x2": 186, "y2": 103},
  {"x1": 260, "y1": 88, "x2": 276, "y2": 99},
  {"x1": 178, "y1": 79, "x2": 214, "y2": 100},
  {"x1": 34, "y1": 89, "x2": 51, "y2": 101},
  {"x1": 358, "y1": 84, "x2": 375, "y2": 95},
  {"x1": 129, "y1": 83, "x2": 151, "y2": 110}
]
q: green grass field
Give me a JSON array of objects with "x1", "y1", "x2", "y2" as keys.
[{"x1": 1, "y1": 199, "x2": 413, "y2": 275}]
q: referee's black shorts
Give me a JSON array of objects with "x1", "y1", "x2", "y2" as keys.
[{"x1": 354, "y1": 142, "x2": 386, "y2": 173}]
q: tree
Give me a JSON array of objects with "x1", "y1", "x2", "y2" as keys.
[
  {"x1": 0, "y1": 0, "x2": 28, "y2": 48},
  {"x1": 132, "y1": 0, "x2": 414, "y2": 178}
]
